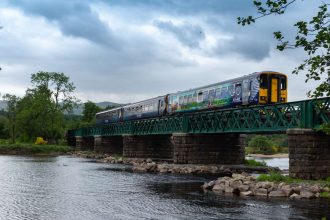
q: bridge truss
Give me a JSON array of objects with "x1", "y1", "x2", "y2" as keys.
[{"x1": 69, "y1": 97, "x2": 330, "y2": 137}]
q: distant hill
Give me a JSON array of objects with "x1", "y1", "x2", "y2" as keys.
[
  {"x1": 71, "y1": 101, "x2": 123, "y2": 115},
  {"x1": 0, "y1": 100, "x2": 123, "y2": 115}
]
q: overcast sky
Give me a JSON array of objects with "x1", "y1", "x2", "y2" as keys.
[{"x1": 0, "y1": 0, "x2": 324, "y2": 103}]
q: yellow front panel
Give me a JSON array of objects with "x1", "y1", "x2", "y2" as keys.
[
  {"x1": 259, "y1": 88, "x2": 268, "y2": 104},
  {"x1": 271, "y1": 78, "x2": 278, "y2": 102}
]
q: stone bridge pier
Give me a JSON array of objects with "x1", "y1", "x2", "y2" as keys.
[
  {"x1": 75, "y1": 136, "x2": 94, "y2": 151},
  {"x1": 123, "y1": 135, "x2": 173, "y2": 161},
  {"x1": 287, "y1": 129, "x2": 330, "y2": 180},
  {"x1": 172, "y1": 133, "x2": 246, "y2": 164}
]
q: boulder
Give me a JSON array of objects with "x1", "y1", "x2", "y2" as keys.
[
  {"x1": 309, "y1": 185, "x2": 321, "y2": 194},
  {"x1": 224, "y1": 186, "x2": 234, "y2": 193},
  {"x1": 255, "y1": 188, "x2": 268, "y2": 197},
  {"x1": 240, "y1": 191, "x2": 253, "y2": 196},
  {"x1": 281, "y1": 185, "x2": 294, "y2": 197},
  {"x1": 269, "y1": 190, "x2": 286, "y2": 197},
  {"x1": 238, "y1": 184, "x2": 250, "y2": 192},
  {"x1": 289, "y1": 193, "x2": 301, "y2": 199},
  {"x1": 212, "y1": 184, "x2": 225, "y2": 192},
  {"x1": 300, "y1": 190, "x2": 315, "y2": 199}
]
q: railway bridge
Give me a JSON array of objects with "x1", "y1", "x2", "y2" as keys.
[{"x1": 67, "y1": 97, "x2": 330, "y2": 179}]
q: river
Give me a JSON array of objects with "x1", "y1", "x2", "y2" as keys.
[{"x1": 0, "y1": 156, "x2": 328, "y2": 220}]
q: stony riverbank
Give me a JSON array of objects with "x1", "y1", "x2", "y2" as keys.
[
  {"x1": 202, "y1": 173, "x2": 330, "y2": 199},
  {"x1": 72, "y1": 152, "x2": 280, "y2": 175}
]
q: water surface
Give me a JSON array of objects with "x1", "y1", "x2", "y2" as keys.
[{"x1": 0, "y1": 156, "x2": 328, "y2": 220}]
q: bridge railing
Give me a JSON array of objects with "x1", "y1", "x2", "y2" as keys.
[{"x1": 69, "y1": 97, "x2": 330, "y2": 137}]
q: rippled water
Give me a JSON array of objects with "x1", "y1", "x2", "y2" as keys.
[{"x1": 0, "y1": 156, "x2": 328, "y2": 220}]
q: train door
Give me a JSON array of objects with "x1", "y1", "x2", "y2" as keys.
[
  {"x1": 158, "y1": 99, "x2": 164, "y2": 116},
  {"x1": 270, "y1": 76, "x2": 280, "y2": 103},
  {"x1": 242, "y1": 79, "x2": 250, "y2": 105}
]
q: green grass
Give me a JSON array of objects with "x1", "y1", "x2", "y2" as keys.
[
  {"x1": 244, "y1": 159, "x2": 267, "y2": 167},
  {"x1": 257, "y1": 172, "x2": 330, "y2": 187},
  {"x1": 0, "y1": 143, "x2": 72, "y2": 155},
  {"x1": 320, "y1": 192, "x2": 330, "y2": 198}
]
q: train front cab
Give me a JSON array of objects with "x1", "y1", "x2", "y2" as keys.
[{"x1": 259, "y1": 72, "x2": 287, "y2": 104}]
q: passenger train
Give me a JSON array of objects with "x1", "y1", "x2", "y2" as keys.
[{"x1": 96, "y1": 71, "x2": 287, "y2": 124}]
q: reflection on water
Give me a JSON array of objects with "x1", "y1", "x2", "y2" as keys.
[{"x1": 0, "y1": 155, "x2": 328, "y2": 220}]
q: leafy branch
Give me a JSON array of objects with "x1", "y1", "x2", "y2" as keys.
[{"x1": 238, "y1": 1, "x2": 330, "y2": 98}]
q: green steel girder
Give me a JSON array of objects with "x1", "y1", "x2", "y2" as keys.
[{"x1": 69, "y1": 97, "x2": 330, "y2": 137}]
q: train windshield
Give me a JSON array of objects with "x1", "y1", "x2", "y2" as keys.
[{"x1": 260, "y1": 74, "x2": 268, "y2": 88}]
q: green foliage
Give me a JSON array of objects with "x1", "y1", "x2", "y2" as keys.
[
  {"x1": 245, "y1": 159, "x2": 267, "y2": 167},
  {"x1": 317, "y1": 122, "x2": 330, "y2": 135},
  {"x1": 14, "y1": 71, "x2": 79, "y2": 143},
  {"x1": 82, "y1": 101, "x2": 101, "y2": 124},
  {"x1": 247, "y1": 135, "x2": 276, "y2": 154},
  {"x1": 238, "y1": 1, "x2": 330, "y2": 98},
  {"x1": 0, "y1": 143, "x2": 72, "y2": 155},
  {"x1": 320, "y1": 192, "x2": 330, "y2": 198},
  {"x1": 2, "y1": 94, "x2": 20, "y2": 143},
  {"x1": 257, "y1": 172, "x2": 330, "y2": 187},
  {"x1": 257, "y1": 172, "x2": 291, "y2": 182}
]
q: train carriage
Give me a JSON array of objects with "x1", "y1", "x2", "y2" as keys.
[
  {"x1": 167, "y1": 71, "x2": 287, "y2": 114},
  {"x1": 95, "y1": 71, "x2": 287, "y2": 124}
]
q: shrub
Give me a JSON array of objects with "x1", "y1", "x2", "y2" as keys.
[
  {"x1": 248, "y1": 135, "x2": 276, "y2": 154},
  {"x1": 245, "y1": 159, "x2": 267, "y2": 167},
  {"x1": 35, "y1": 137, "x2": 47, "y2": 145},
  {"x1": 257, "y1": 172, "x2": 290, "y2": 182}
]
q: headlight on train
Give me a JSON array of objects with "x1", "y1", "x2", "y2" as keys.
[
  {"x1": 281, "y1": 98, "x2": 285, "y2": 102},
  {"x1": 260, "y1": 96, "x2": 267, "y2": 100}
]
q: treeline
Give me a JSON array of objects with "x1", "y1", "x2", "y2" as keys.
[
  {"x1": 245, "y1": 134, "x2": 288, "y2": 155},
  {"x1": 0, "y1": 71, "x2": 112, "y2": 145}
]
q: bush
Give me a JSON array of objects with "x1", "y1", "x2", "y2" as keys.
[
  {"x1": 245, "y1": 159, "x2": 267, "y2": 167},
  {"x1": 247, "y1": 135, "x2": 276, "y2": 154},
  {"x1": 257, "y1": 172, "x2": 290, "y2": 182},
  {"x1": 35, "y1": 137, "x2": 47, "y2": 145}
]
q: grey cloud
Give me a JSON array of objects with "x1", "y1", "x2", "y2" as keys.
[
  {"x1": 154, "y1": 20, "x2": 205, "y2": 48},
  {"x1": 213, "y1": 35, "x2": 271, "y2": 61},
  {"x1": 9, "y1": 0, "x2": 116, "y2": 46}
]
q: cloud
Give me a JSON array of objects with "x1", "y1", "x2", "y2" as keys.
[
  {"x1": 154, "y1": 20, "x2": 205, "y2": 48},
  {"x1": 9, "y1": 0, "x2": 116, "y2": 46}
]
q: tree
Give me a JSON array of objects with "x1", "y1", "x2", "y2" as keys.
[
  {"x1": 2, "y1": 94, "x2": 20, "y2": 143},
  {"x1": 17, "y1": 72, "x2": 79, "y2": 143},
  {"x1": 248, "y1": 135, "x2": 276, "y2": 154},
  {"x1": 82, "y1": 101, "x2": 101, "y2": 124},
  {"x1": 238, "y1": 1, "x2": 330, "y2": 98}
]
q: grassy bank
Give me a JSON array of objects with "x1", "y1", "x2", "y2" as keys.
[
  {"x1": 0, "y1": 143, "x2": 72, "y2": 155},
  {"x1": 257, "y1": 172, "x2": 330, "y2": 187}
]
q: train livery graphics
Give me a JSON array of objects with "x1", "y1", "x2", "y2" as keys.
[{"x1": 96, "y1": 71, "x2": 287, "y2": 124}]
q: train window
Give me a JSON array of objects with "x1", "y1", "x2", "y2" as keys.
[
  {"x1": 188, "y1": 94, "x2": 193, "y2": 103},
  {"x1": 198, "y1": 92, "x2": 203, "y2": 102},
  {"x1": 228, "y1": 85, "x2": 235, "y2": 96},
  {"x1": 193, "y1": 93, "x2": 197, "y2": 102},
  {"x1": 220, "y1": 87, "x2": 228, "y2": 99},
  {"x1": 260, "y1": 74, "x2": 268, "y2": 89},
  {"x1": 179, "y1": 96, "x2": 183, "y2": 105},
  {"x1": 183, "y1": 95, "x2": 188, "y2": 104},
  {"x1": 203, "y1": 91, "x2": 209, "y2": 101},
  {"x1": 281, "y1": 77, "x2": 287, "y2": 90},
  {"x1": 209, "y1": 89, "x2": 215, "y2": 100},
  {"x1": 215, "y1": 88, "x2": 221, "y2": 99}
]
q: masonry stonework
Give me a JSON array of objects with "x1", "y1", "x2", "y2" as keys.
[
  {"x1": 172, "y1": 133, "x2": 246, "y2": 164},
  {"x1": 75, "y1": 136, "x2": 94, "y2": 151},
  {"x1": 288, "y1": 128, "x2": 330, "y2": 180},
  {"x1": 123, "y1": 135, "x2": 173, "y2": 161},
  {"x1": 93, "y1": 136, "x2": 123, "y2": 154}
]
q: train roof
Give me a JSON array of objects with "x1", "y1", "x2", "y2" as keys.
[
  {"x1": 123, "y1": 95, "x2": 166, "y2": 108},
  {"x1": 96, "y1": 95, "x2": 166, "y2": 115},
  {"x1": 169, "y1": 71, "x2": 285, "y2": 95}
]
